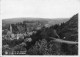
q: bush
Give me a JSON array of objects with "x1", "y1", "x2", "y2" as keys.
[{"x1": 27, "y1": 39, "x2": 62, "y2": 55}]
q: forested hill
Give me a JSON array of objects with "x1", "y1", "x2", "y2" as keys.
[
  {"x1": 59, "y1": 13, "x2": 78, "y2": 41},
  {"x1": 26, "y1": 14, "x2": 78, "y2": 55}
]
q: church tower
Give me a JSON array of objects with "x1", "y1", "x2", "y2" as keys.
[{"x1": 10, "y1": 24, "x2": 12, "y2": 33}]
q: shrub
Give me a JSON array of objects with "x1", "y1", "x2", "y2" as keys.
[{"x1": 27, "y1": 39, "x2": 62, "y2": 55}]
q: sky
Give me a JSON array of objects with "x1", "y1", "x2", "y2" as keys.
[{"x1": 1, "y1": 0, "x2": 80, "y2": 19}]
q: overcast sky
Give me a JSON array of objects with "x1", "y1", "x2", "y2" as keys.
[{"x1": 1, "y1": 0, "x2": 80, "y2": 19}]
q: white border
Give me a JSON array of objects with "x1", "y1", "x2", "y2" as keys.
[{"x1": 0, "y1": 0, "x2": 80, "y2": 57}]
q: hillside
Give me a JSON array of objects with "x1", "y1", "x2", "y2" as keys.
[{"x1": 59, "y1": 14, "x2": 78, "y2": 41}]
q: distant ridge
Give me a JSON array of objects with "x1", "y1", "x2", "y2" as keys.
[{"x1": 2, "y1": 18, "x2": 69, "y2": 25}]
